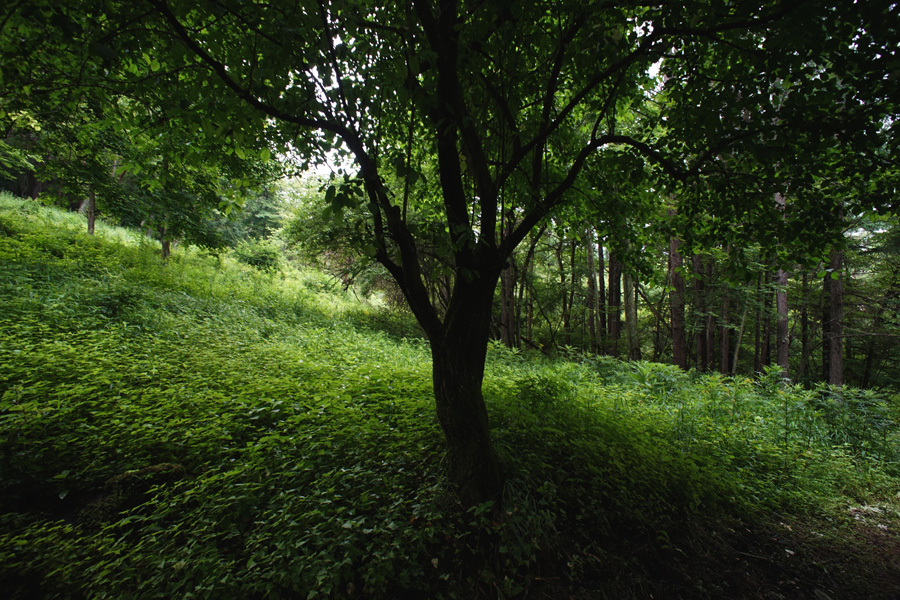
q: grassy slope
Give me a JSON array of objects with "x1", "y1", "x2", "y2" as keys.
[{"x1": 1, "y1": 192, "x2": 899, "y2": 599}]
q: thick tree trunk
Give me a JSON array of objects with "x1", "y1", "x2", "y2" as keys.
[
  {"x1": 431, "y1": 277, "x2": 504, "y2": 506},
  {"x1": 670, "y1": 236, "x2": 687, "y2": 369}
]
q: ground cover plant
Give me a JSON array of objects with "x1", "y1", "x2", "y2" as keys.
[{"x1": 2, "y1": 194, "x2": 900, "y2": 599}]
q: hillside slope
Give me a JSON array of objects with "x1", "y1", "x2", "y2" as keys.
[{"x1": 1, "y1": 193, "x2": 899, "y2": 599}]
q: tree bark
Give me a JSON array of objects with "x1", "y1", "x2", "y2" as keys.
[
  {"x1": 499, "y1": 258, "x2": 517, "y2": 348},
  {"x1": 597, "y1": 242, "x2": 606, "y2": 350},
  {"x1": 79, "y1": 190, "x2": 96, "y2": 235},
  {"x1": 586, "y1": 230, "x2": 598, "y2": 353},
  {"x1": 693, "y1": 255, "x2": 709, "y2": 371},
  {"x1": 624, "y1": 270, "x2": 641, "y2": 360},
  {"x1": 431, "y1": 277, "x2": 504, "y2": 505},
  {"x1": 826, "y1": 249, "x2": 844, "y2": 386},
  {"x1": 670, "y1": 236, "x2": 687, "y2": 369},
  {"x1": 776, "y1": 267, "x2": 790, "y2": 380},
  {"x1": 607, "y1": 251, "x2": 622, "y2": 356},
  {"x1": 719, "y1": 295, "x2": 731, "y2": 375}
]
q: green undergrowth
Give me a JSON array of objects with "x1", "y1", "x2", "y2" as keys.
[{"x1": 2, "y1": 194, "x2": 899, "y2": 599}]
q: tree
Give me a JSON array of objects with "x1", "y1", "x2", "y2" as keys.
[{"x1": 3, "y1": 0, "x2": 896, "y2": 504}]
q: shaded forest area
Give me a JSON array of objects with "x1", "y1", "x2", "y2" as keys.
[
  {"x1": 1, "y1": 195, "x2": 899, "y2": 599},
  {"x1": 2, "y1": 0, "x2": 900, "y2": 597}
]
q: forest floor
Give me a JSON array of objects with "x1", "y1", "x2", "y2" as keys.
[{"x1": 1, "y1": 194, "x2": 899, "y2": 599}]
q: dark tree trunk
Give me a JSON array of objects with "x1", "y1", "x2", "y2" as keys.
[
  {"x1": 776, "y1": 268, "x2": 790, "y2": 380},
  {"x1": 719, "y1": 295, "x2": 731, "y2": 375},
  {"x1": 826, "y1": 249, "x2": 844, "y2": 386},
  {"x1": 693, "y1": 255, "x2": 709, "y2": 371},
  {"x1": 499, "y1": 259, "x2": 517, "y2": 348},
  {"x1": 556, "y1": 242, "x2": 571, "y2": 345},
  {"x1": 799, "y1": 272, "x2": 810, "y2": 379},
  {"x1": 624, "y1": 271, "x2": 641, "y2": 360},
  {"x1": 670, "y1": 236, "x2": 687, "y2": 369},
  {"x1": 160, "y1": 225, "x2": 171, "y2": 261},
  {"x1": 754, "y1": 271, "x2": 763, "y2": 373},
  {"x1": 598, "y1": 242, "x2": 606, "y2": 349},
  {"x1": 822, "y1": 270, "x2": 831, "y2": 381},
  {"x1": 586, "y1": 230, "x2": 598, "y2": 353},
  {"x1": 607, "y1": 251, "x2": 622, "y2": 356},
  {"x1": 763, "y1": 276, "x2": 773, "y2": 368},
  {"x1": 431, "y1": 276, "x2": 504, "y2": 506}
]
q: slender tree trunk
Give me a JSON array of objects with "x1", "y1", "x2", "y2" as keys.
[
  {"x1": 799, "y1": 272, "x2": 810, "y2": 379},
  {"x1": 516, "y1": 228, "x2": 542, "y2": 348},
  {"x1": 732, "y1": 302, "x2": 748, "y2": 376},
  {"x1": 720, "y1": 295, "x2": 731, "y2": 375},
  {"x1": 568, "y1": 241, "x2": 577, "y2": 345},
  {"x1": 160, "y1": 225, "x2": 170, "y2": 261},
  {"x1": 693, "y1": 255, "x2": 709, "y2": 371},
  {"x1": 754, "y1": 271, "x2": 763, "y2": 373},
  {"x1": 597, "y1": 242, "x2": 606, "y2": 350},
  {"x1": 586, "y1": 230, "x2": 598, "y2": 353},
  {"x1": 773, "y1": 192, "x2": 790, "y2": 380},
  {"x1": 776, "y1": 267, "x2": 790, "y2": 380},
  {"x1": 822, "y1": 270, "x2": 831, "y2": 381},
  {"x1": 607, "y1": 251, "x2": 622, "y2": 356},
  {"x1": 556, "y1": 242, "x2": 571, "y2": 345},
  {"x1": 670, "y1": 236, "x2": 687, "y2": 369},
  {"x1": 705, "y1": 261, "x2": 716, "y2": 369},
  {"x1": 763, "y1": 275, "x2": 773, "y2": 368},
  {"x1": 80, "y1": 190, "x2": 96, "y2": 235},
  {"x1": 827, "y1": 249, "x2": 844, "y2": 386},
  {"x1": 499, "y1": 260, "x2": 517, "y2": 348},
  {"x1": 624, "y1": 270, "x2": 641, "y2": 360}
]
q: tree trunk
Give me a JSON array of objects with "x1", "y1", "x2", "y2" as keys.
[
  {"x1": 556, "y1": 242, "x2": 571, "y2": 345},
  {"x1": 160, "y1": 225, "x2": 171, "y2": 261},
  {"x1": 586, "y1": 230, "x2": 598, "y2": 353},
  {"x1": 693, "y1": 255, "x2": 709, "y2": 371},
  {"x1": 431, "y1": 277, "x2": 504, "y2": 506},
  {"x1": 597, "y1": 242, "x2": 606, "y2": 350},
  {"x1": 79, "y1": 190, "x2": 96, "y2": 235},
  {"x1": 826, "y1": 249, "x2": 844, "y2": 386},
  {"x1": 799, "y1": 272, "x2": 810, "y2": 379},
  {"x1": 607, "y1": 251, "x2": 622, "y2": 356},
  {"x1": 624, "y1": 270, "x2": 641, "y2": 360},
  {"x1": 670, "y1": 236, "x2": 687, "y2": 369},
  {"x1": 499, "y1": 259, "x2": 517, "y2": 348},
  {"x1": 773, "y1": 192, "x2": 790, "y2": 380},
  {"x1": 754, "y1": 271, "x2": 763, "y2": 373},
  {"x1": 776, "y1": 267, "x2": 790, "y2": 380},
  {"x1": 720, "y1": 295, "x2": 731, "y2": 375},
  {"x1": 732, "y1": 302, "x2": 748, "y2": 376}
]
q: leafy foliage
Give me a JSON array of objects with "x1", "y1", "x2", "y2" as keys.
[{"x1": 3, "y1": 195, "x2": 899, "y2": 598}]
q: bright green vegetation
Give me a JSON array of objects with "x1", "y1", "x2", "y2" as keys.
[{"x1": 2, "y1": 194, "x2": 900, "y2": 599}]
